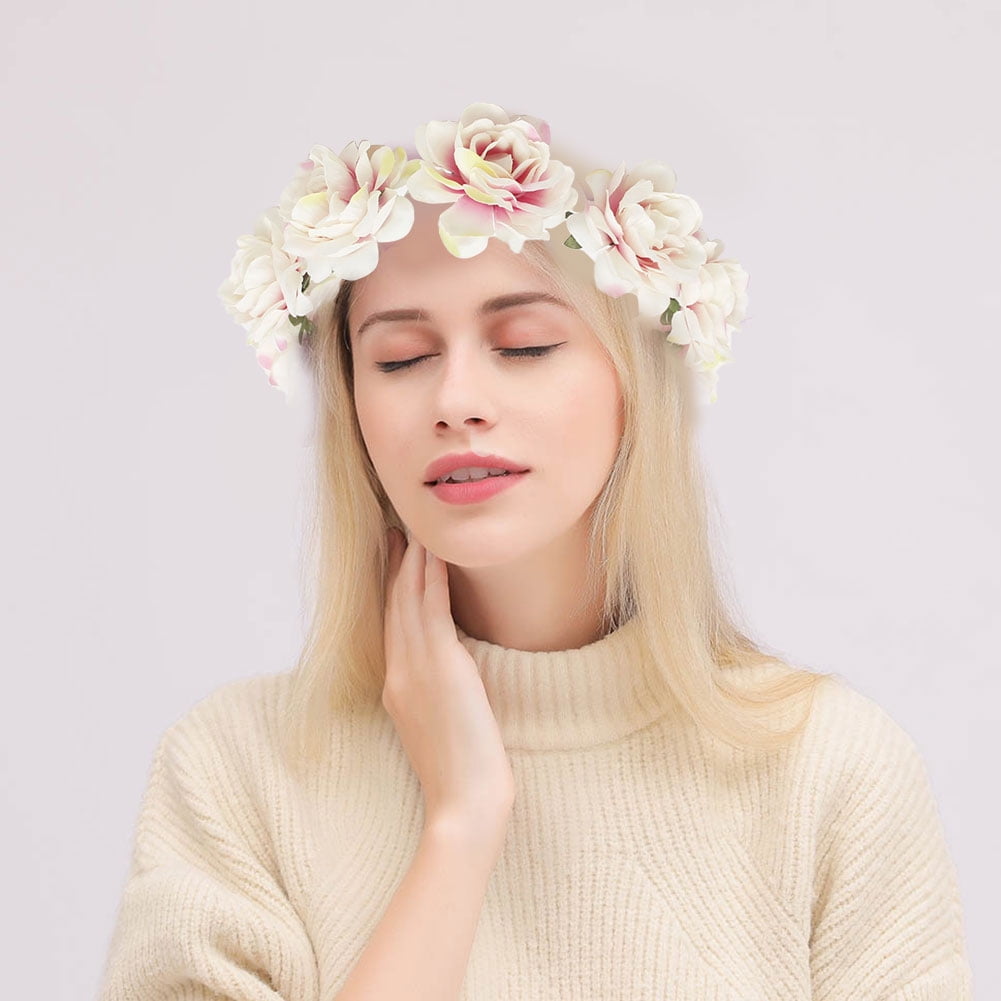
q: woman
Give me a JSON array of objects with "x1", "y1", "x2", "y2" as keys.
[{"x1": 97, "y1": 103, "x2": 973, "y2": 1000}]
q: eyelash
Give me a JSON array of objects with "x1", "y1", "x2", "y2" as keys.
[{"x1": 375, "y1": 344, "x2": 562, "y2": 374}]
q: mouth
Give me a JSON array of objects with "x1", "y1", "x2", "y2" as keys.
[
  {"x1": 424, "y1": 469, "x2": 522, "y2": 487},
  {"x1": 422, "y1": 452, "x2": 530, "y2": 485},
  {"x1": 425, "y1": 469, "x2": 529, "y2": 504}
]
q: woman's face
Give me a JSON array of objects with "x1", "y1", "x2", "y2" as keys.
[{"x1": 347, "y1": 203, "x2": 624, "y2": 568}]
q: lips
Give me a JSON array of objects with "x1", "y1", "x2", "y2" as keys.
[{"x1": 423, "y1": 451, "x2": 530, "y2": 484}]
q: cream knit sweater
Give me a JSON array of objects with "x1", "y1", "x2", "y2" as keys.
[{"x1": 97, "y1": 617, "x2": 974, "y2": 1000}]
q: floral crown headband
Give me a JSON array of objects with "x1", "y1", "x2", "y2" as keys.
[{"x1": 219, "y1": 101, "x2": 748, "y2": 405}]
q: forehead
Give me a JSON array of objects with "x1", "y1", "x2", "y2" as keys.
[{"x1": 349, "y1": 203, "x2": 557, "y2": 315}]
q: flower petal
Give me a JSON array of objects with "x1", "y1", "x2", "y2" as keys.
[
  {"x1": 407, "y1": 162, "x2": 461, "y2": 203},
  {"x1": 416, "y1": 119, "x2": 457, "y2": 170},
  {"x1": 331, "y1": 239, "x2": 380, "y2": 280},
  {"x1": 376, "y1": 195, "x2": 415, "y2": 243},
  {"x1": 593, "y1": 247, "x2": 638, "y2": 298}
]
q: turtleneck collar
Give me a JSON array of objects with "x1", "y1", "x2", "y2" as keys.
[{"x1": 453, "y1": 616, "x2": 677, "y2": 752}]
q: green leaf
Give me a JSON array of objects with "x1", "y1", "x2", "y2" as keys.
[
  {"x1": 301, "y1": 274, "x2": 311, "y2": 292},
  {"x1": 659, "y1": 299, "x2": 681, "y2": 327},
  {"x1": 564, "y1": 235, "x2": 582, "y2": 250}
]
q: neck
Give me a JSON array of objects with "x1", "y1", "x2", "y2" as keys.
[{"x1": 445, "y1": 521, "x2": 608, "y2": 652}]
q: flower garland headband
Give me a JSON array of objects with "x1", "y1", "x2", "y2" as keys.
[{"x1": 219, "y1": 102, "x2": 749, "y2": 405}]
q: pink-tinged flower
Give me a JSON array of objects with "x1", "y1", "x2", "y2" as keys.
[
  {"x1": 665, "y1": 239, "x2": 749, "y2": 404},
  {"x1": 281, "y1": 141, "x2": 419, "y2": 283},
  {"x1": 253, "y1": 323, "x2": 313, "y2": 404},
  {"x1": 219, "y1": 207, "x2": 311, "y2": 330},
  {"x1": 218, "y1": 207, "x2": 319, "y2": 399},
  {"x1": 408, "y1": 102, "x2": 578, "y2": 258},
  {"x1": 564, "y1": 161, "x2": 707, "y2": 318}
]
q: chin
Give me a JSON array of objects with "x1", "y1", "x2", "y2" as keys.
[
  {"x1": 425, "y1": 519, "x2": 571, "y2": 571},
  {"x1": 430, "y1": 537, "x2": 528, "y2": 570}
]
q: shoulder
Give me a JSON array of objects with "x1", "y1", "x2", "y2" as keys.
[
  {"x1": 154, "y1": 670, "x2": 296, "y2": 779},
  {"x1": 134, "y1": 671, "x2": 302, "y2": 860},
  {"x1": 169, "y1": 669, "x2": 292, "y2": 731},
  {"x1": 717, "y1": 661, "x2": 933, "y2": 823},
  {"x1": 800, "y1": 670, "x2": 927, "y2": 800},
  {"x1": 806, "y1": 665, "x2": 917, "y2": 742},
  {"x1": 760, "y1": 665, "x2": 940, "y2": 845},
  {"x1": 794, "y1": 673, "x2": 972, "y2": 995},
  {"x1": 729, "y1": 659, "x2": 923, "y2": 767}
]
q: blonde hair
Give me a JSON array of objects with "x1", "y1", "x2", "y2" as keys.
[{"x1": 278, "y1": 211, "x2": 837, "y2": 775}]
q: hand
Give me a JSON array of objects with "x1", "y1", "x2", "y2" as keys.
[{"x1": 382, "y1": 528, "x2": 515, "y2": 851}]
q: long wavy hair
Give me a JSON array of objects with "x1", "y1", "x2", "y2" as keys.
[{"x1": 277, "y1": 207, "x2": 836, "y2": 775}]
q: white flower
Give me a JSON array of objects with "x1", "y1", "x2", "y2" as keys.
[
  {"x1": 218, "y1": 107, "x2": 749, "y2": 405},
  {"x1": 408, "y1": 102, "x2": 578, "y2": 258},
  {"x1": 564, "y1": 161, "x2": 707, "y2": 318},
  {"x1": 219, "y1": 207, "x2": 310, "y2": 328},
  {"x1": 252, "y1": 321, "x2": 313, "y2": 403},
  {"x1": 665, "y1": 239, "x2": 749, "y2": 404},
  {"x1": 281, "y1": 141, "x2": 418, "y2": 283},
  {"x1": 218, "y1": 206, "x2": 317, "y2": 395}
]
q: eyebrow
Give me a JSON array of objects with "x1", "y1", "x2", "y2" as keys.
[{"x1": 354, "y1": 291, "x2": 571, "y2": 339}]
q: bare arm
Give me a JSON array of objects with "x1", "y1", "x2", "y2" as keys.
[
  {"x1": 338, "y1": 530, "x2": 515, "y2": 999},
  {"x1": 334, "y1": 812, "x2": 510, "y2": 1001}
]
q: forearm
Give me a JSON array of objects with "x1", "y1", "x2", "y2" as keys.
[{"x1": 334, "y1": 818, "x2": 505, "y2": 1001}]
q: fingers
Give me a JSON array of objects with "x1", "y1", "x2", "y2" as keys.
[
  {"x1": 424, "y1": 543, "x2": 453, "y2": 643},
  {"x1": 383, "y1": 529, "x2": 403, "y2": 663},
  {"x1": 405, "y1": 534, "x2": 427, "y2": 657},
  {"x1": 385, "y1": 529, "x2": 413, "y2": 657},
  {"x1": 385, "y1": 529, "x2": 453, "y2": 661},
  {"x1": 392, "y1": 529, "x2": 427, "y2": 664}
]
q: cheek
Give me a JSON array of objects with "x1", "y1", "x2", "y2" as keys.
[
  {"x1": 559, "y1": 359, "x2": 623, "y2": 448},
  {"x1": 352, "y1": 381, "x2": 408, "y2": 470}
]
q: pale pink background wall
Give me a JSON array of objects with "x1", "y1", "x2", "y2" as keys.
[{"x1": 2, "y1": 0, "x2": 997, "y2": 997}]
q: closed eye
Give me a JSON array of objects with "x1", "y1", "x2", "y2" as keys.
[{"x1": 375, "y1": 343, "x2": 565, "y2": 374}]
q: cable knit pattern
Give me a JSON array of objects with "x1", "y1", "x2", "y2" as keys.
[{"x1": 97, "y1": 619, "x2": 974, "y2": 1000}]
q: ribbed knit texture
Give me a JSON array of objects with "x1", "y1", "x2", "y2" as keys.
[{"x1": 97, "y1": 618, "x2": 974, "y2": 1000}]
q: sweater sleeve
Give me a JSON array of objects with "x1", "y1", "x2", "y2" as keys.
[
  {"x1": 808, "y1": 696, "x2": 973, "y2": 1001},
  {"x1": 96, "y1": 709, "x2": 319, "y2": 1001}
]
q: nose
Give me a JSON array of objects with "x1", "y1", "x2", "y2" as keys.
[{"x1": 431, "y1": 343, "x2": 498, "y2": 432}]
